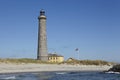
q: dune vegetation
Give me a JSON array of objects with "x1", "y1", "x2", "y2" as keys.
[
  {"x1": 63, "y1": 60, "x2": 114, "y2": 66},
  {"x1": 0, "y1": 58, "x2": 114, "y2": 65},
  {"x1": 0, "y1": 58, "x2": 44, "y2": 64}
]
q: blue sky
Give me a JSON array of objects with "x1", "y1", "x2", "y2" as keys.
[{"x1": 0, "y1": 0, "x2": 120, "y2": 62}]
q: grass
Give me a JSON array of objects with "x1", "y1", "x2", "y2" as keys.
[
  {"x1": 0, "y1": 58, "x2": 114, "y2": 65},
  {"x1": 62, "y1": 59, "x2": 114, "y2": 66},
  {"x1": 0, "y1": 58, "x2": 62, "y2": 64},
  {"x1": 0, "y1": 58, "x2": 44, "y2": 64}
]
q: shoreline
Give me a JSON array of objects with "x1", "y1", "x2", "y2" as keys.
[{"x1": 0, "y1": 63, "x2": 112, "y2": 74}]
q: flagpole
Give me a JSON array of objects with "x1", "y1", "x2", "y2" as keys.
[
  {"x1": 75, "y1": 48, "x2": 80, "y2": 60},
  {"x1": 77, "y1": 50, "x2": 80, "y2": 60}
]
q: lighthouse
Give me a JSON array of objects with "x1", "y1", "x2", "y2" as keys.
[{"x1": 37, "y1": 10, "x2": 48, "y2": 61}]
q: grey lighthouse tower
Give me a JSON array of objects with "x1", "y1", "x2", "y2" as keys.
[{"x1": 37, "y1": 10, "x2": 48, "y2": 61}]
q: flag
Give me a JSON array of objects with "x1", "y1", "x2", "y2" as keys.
[{"x1": 75, "y1": 48, "x2": 79, "y2": 51}]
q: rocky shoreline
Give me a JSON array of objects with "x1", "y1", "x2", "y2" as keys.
[{"x1": 108, "y1": 64, "x2": 120, "y2": 72}]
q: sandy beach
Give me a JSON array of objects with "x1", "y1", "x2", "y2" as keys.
[{"x1": 0, "y1": 63, "x2": 112, "y2": 73}]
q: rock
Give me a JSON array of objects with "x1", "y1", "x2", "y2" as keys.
[{"x1": 108, "y1": 64, "x2": 120, "y2": 72}]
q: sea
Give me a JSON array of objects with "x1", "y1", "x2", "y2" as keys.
[{"x1": 0, "y1": 71, "x2": 120, "y2": 80}]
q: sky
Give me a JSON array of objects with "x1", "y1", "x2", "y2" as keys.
[{"x1": 0, "y1": 0, "x2": 120, "y2": 62}]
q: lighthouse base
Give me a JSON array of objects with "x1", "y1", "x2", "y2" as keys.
[{"x1": 37, "y1": 56, "x2": 48, "y2": 61}]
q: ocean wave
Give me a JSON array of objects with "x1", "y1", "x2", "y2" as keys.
[
  {"x1": 0, "y1": 76, "x2": 16, "y2": 80},
  {"x1": 56, "y1": 72, "x2": 67, "y2": 75},
  {"x1": 105, "y1": 71, "x2": 120, "y2": 74}
]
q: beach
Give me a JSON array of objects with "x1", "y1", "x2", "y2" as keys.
[{"x1": 0, "y1": 63, "x2": 112, "y2": 73}]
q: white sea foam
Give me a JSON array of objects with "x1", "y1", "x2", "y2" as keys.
[
  {"x1": 1, "y1": 76, "x2": 16, "y2": 80},
  {"x1": 105, "y1": 71, "x2": 120, "y2": 74},
  {"x1": 56, "y1": 72, "x2": 67, "y2": 75}
]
